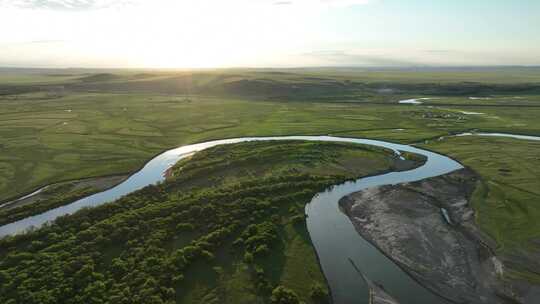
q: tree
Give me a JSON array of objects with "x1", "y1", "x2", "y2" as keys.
[
  {"x1": 254, "y1": 244, "x2": 269, "y2": 256},
  {"x1": 176, "y1": 223, "x2": 194, "y2": 232},
  {"x1": 270, "y1": 285, "x2": 302, "y2": 304},
  {"x1": 244, "y1": 252, "x2": 254, "y2": 264},
  {"x1": 310, "y1": 282, "x2": 329, "y2": 303},
  {"x1": 290, "y1": 214, "x2": 304, "y2": 225}
]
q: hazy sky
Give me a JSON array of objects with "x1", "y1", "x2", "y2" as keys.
[{"x1": 0, "y1": 0, "x2": 539, "y2": 68}]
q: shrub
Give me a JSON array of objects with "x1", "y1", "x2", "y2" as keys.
[
  {"x1": 310, "y1": 282, "x2": 329, "y2": 302},
  {"x1": 290, "y1": 214, "x2": 304, "y2": 225},
  {"x1": 244, "y1": 252, "x2": 254, "y2": 264},
  {"x1": 176, "y1": 223, "x2": 195, "y2": 231},
  {"x1": 270, "y1": 286, "x2": 302, "y2": 304},
  {"x1": 254, "y1": 244, "x2": 269, "y2": 256}
]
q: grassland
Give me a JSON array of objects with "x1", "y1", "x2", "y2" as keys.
[
  {"x1": 0, "y1": 141, "x2": 407, "y2": 304},
  {"x1": 401, "y1": 95, "x2": 540, "y2": 107},
  {"x1": 2, "y1": 67, "x2": 540, "y2": 101},
  {"x1": 1, "y1": 67, "x2": 540, "y2": 286},
  {"x1": 3, "y1": 89, "x2": 540, "y2": 202},
  {"x1": 287, "y1": 67, "x2": 540, "y2": 84}
]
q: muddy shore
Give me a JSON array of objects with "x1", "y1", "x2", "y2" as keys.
[{"x1": 339, "y1": 168, "x2": 537, "y2": 303}]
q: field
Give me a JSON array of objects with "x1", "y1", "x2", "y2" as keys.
[
  {"x1": 3, "y1": 89, "x2": 540, "y2": 203},
  {"x1": 1, "y1": 67, "x2": 540, "y2": 286},
  {"x1": 0, "y1": 141, "x2": 408, "y2": 304}
]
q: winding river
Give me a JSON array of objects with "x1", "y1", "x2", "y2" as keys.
[{"x1": 1, "y1": 133, "x2": 539, "y2": 303}]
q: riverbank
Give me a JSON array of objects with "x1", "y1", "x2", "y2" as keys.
[
  {"x1": 0, "y1": 174, "x2": 128, "y2": 226},
  {"x1": 340, "y1": 168, "x2": 539, "y2": 303},
  {"x1": 422, "y1": 134, "x2": 540, "y2": 289},
  {"x1": 350, "y1": 258, "x2": 401, "y2": 304}
]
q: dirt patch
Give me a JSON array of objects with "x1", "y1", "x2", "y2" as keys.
[{"x1": 339, "y1": 168, "x2": 529, "y2": 303}]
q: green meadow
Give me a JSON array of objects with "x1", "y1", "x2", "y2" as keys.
[
  {"x1": 2, "y1": 89, "x2": 540, "y2": 202},
  {"x1": 1, "y1": 67, "x2": 540, "y2": 285}
]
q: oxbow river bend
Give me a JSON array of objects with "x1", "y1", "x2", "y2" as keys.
[{"x1": 2, "y1": 133, "x2": 539, "y2": 303}]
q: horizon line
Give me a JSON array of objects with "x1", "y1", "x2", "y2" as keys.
[{"x1": 1, "y1": 65, "x2": 540, "y2": 71}]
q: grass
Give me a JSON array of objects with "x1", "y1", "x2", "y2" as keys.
[
  {"x1": 0, "y1": 140, "x2": 410, "y2": 304},
  {"x1": 0, "y1": 73, "x2": 81, "y2": 85},
  {"x1": 2, "y1": 67, "x2": 540, "y2": 102},
  {"x1": 3, "y1": 89, "x2": 540, "y2": 202},
  {"x1": 168, "y1": 141, "x2": 395, "y2": 185},
  {"x1": 176, "y1": 218, "x2": 329, "y2": 304},
  {"x1": 404, "y1": 95, "x2": 540, "y2": 106},
  {"x1": 287, "y1": 67, "x2": 540, "y2": 84},
  {"x1": 278, "y1": 221, "x2": 327, "y2": 301},
  {"x1": 2, "y1": 68, "x2": 540, "y2": 287}
]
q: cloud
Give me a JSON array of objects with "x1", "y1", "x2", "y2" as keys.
[
  {"x1": 423, "y1": 49, "x2": 458, "y2": 54},
  {"x1": 0, "y1": 0, "x2": 373, "y2": 11},
  {"x1": 0, "y1": 0, "x2": 138, "y2": 10},
  {"x1": 273, "y1": 1, "x2": 293, "y2": 5},
  {"x1": 0, "y1": 39, "x2": 69, "y2": 49},
  {"x1": 303, "y1": 50, "x2": 418, "y2": 67},
  {"x1": 22, "y1": 40, "x2": 67, "y2": 44},
  {"x1": 318, "y1": 0, "x2": 372, "y2": 6},
  {"x1": 272, "y1": 0, "x2": 373, "y2": 7}
]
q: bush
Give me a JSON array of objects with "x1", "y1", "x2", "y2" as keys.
[
  {"x1": 201, "y1": 250, "x2": 215, "y2": 261},
  {"x1": 290, "y1": 214, "x2": 304, "y2": 225},
  {"x1": 254, "y1": 244, "x2": 269, "y2": 256},
  {"x1": 232, "y1": 238, "x2": 244, "y2": 247},
  {"x1": 244, "y1": 252, "x2": 254, "y2": 264},
  {"x1": 176, "y1": 223, "x2": 195, "y2": 231},
  {"x1": 310, "y1": 282, "x2": 329, "y2": 303},
  {"x1": 271, "y1": 285, "x2": 302, "y2": 304}
]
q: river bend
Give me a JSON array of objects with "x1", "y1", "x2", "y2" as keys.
[{"x1": 2, "y1": 133, "x2": 536, "y2": 303}]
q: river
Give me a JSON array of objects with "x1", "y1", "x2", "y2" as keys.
[{"x1": 1, "y1": 133, "x2": 539, "y2": 303}]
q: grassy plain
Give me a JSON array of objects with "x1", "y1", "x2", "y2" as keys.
[
  {"x1": 290, "y1": 67, "x2": 540, "y2": 84},
  {"x1": 1, "y1": 67, "x2": 540, "y2": 284},
  {"x1": 2, "y1": 90, "x2": 540, "y2": 202},
  {"x1": 3, "y1": 66, "x2": 540, "y2": 84}
]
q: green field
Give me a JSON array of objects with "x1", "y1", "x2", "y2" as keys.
[
  {"x1": 2, "y1": 67, "x2": 540, "y2": 101},
  {"x1": 3, "y1": 89, "x2": 540, "y2": 203},
  {"x1": 1, "y1": 67, "x2": 540, "y2": 287},
  {"x1": 0, "y1": 141, "x2": 406, "y2": 304}
]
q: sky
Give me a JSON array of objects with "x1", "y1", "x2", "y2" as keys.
[{"x1": 0, "y1": 0, "x2": 539, "y2": 68}]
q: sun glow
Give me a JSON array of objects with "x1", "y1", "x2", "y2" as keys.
[
  {"x1": 0, "y1": 0, "x2": 325, "y2": 68},
  {"x1": 1, "y1": 0, "x2": 538, "y2": 68}
]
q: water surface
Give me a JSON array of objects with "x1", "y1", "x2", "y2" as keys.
[{"x1": 7, "y1": 134, "x2": 536, "y2": 303}]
